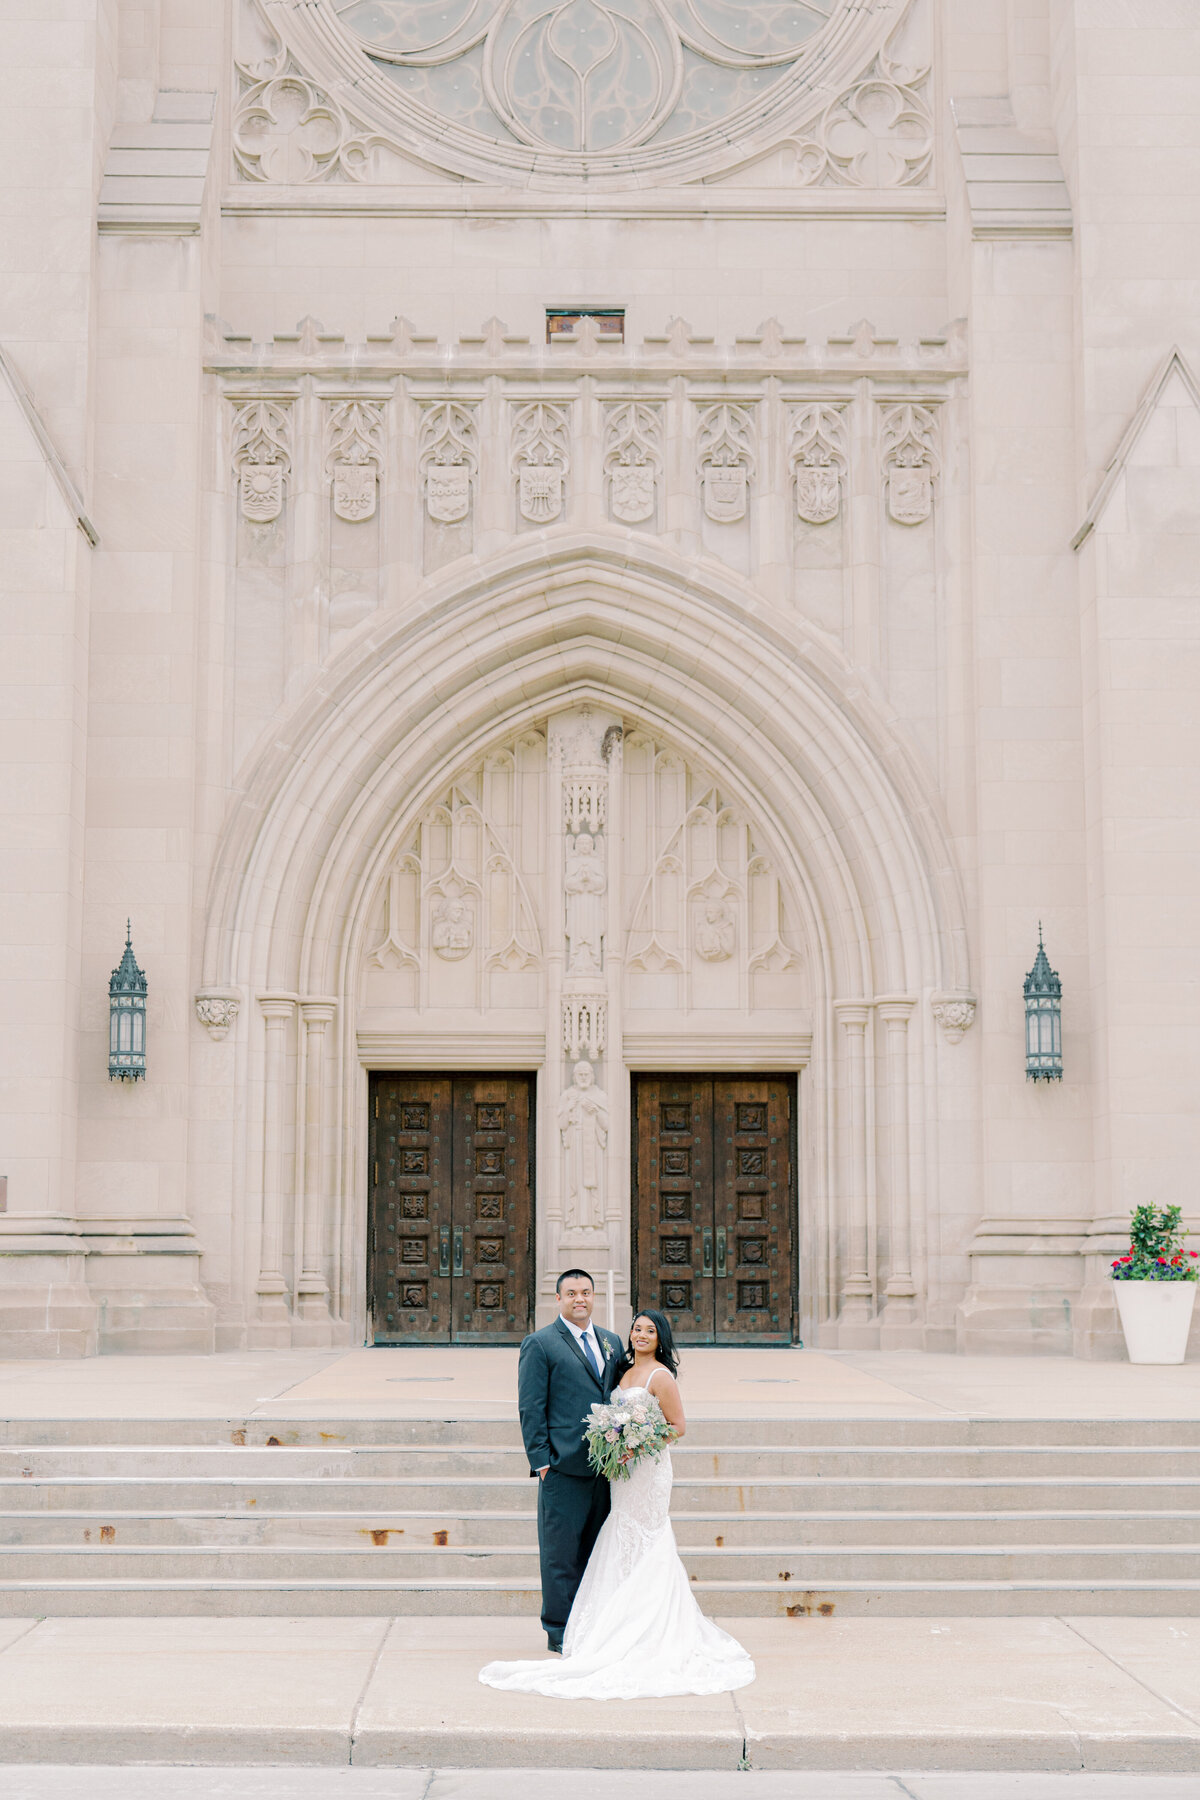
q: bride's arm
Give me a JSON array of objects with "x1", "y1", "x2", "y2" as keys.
[{"x1": 649, "y1": 1368, "x2": 686, "y2": 1438}]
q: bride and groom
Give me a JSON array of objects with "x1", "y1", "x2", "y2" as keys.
[{"x1": 479, "y1": 1268, "x2": 754, "y2": 1700}]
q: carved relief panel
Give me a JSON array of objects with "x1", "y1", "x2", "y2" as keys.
[
  {"x1": 622, "y1": 732, "x2": 807, "y2": 1015},
  {"x1": 365, "y1": 733, "x2": 545, "y2": 1013},
  {"x1": 232, "y1": 399, "x2": 291, "y2": 524},
  {"x1": 603, "y1": 401, "x2": 663, "y2": 527}
]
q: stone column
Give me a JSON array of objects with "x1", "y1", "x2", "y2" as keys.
[
  {"x1": 294, "y1": 998, "x2": 336, "y2": 1346},
  {"x1": 835, "y1": 1002, "x2": 875, "y2": 1337},
  {"x1": 254, "y1": 994, "x2": 295, "y2": 1345},
  {"x1": 877, "y1": 998, "x2": 921, "y2": 1347}
]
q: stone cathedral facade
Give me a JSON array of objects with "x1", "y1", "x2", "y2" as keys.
[{"x1": 2, "y1": 0, "x2": 1199, "y2": 1359}]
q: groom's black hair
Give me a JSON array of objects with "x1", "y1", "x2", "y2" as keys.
[{"x1": 556, "y1": 1267, "x2": 595, "y2": 1292}]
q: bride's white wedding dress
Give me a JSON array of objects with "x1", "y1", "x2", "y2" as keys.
[{"x1": 479, "y1": 1370, "x2": 755, "y2": 1700}]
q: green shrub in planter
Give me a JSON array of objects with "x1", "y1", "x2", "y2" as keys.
[{"x1": 1111, "y1": 1204, "x2": 1199, "y2": 1282}]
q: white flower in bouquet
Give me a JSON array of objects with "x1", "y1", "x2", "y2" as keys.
[{"x1": 583, "y1": 1393, "x2": 677, "y2": 1483}]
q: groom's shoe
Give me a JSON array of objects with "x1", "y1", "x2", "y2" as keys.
[{"x1": 547, "y1": 1635, "x2": 564, "y2": 1655}]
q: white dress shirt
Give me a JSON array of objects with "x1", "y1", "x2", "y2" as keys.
[{"x1": 562, "y1": 1314, "x2": 605, "y2": 1373}]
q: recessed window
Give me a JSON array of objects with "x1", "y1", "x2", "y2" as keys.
[{"x1": 546, "y1": 308, "x2": 625, "y2": 344}]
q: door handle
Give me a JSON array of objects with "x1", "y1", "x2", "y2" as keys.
[
  {"x1": 453, "y1": 1227, "x2": 464, "y2": 1277},
  {"x1": 701, "y1": 1227, "x2": 713, "y2": 1275},
  {"x1": 439, "y1": 1227, "x2": 450, "y2": 1278},
  {"x1": 716, "y1": 1226, "x2": 727, "y2": 1277}
]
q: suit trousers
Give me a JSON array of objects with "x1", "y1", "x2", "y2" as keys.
[{"x1": 536, "y1": 1468, "x2": 610, "y2": 1637}]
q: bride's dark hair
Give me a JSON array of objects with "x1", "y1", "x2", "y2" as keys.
[{"x1": 615, "y1": 1308, "x2": 679, "y2": 1383}]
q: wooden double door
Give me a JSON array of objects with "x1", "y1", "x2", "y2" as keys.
[
  {"x1": 632, "y1": 1075, "x2": 795, "y2": 1345},
  {"x1": 369, "y1": 1073, "x2": 534, "y2": 1345}
]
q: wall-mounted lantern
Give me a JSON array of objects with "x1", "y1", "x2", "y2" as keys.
[
  {"x1": 108, "y1": 920, "x2": 147, "y2": 1082},
  {"x1": 1024, "y1": 924, "x2": 1062, "y2": 1082}
]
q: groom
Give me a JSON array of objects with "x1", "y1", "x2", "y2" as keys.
[{"x1": 517, "y1": 1267, "x2": 624, "y2": 1652}]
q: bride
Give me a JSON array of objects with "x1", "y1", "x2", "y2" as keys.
[{"x1": 479, "y1": 1309, "x2": 755, "y2": 1700}]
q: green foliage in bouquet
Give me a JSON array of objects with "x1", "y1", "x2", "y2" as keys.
[
  {"x1": 1111, "y1": 1203, "x2": 1199, "y2": 1281},
  {"x1": 583, "y1": 1393, "x2": 677, "y2": 1482}
]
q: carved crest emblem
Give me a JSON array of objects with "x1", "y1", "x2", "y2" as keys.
[
  {"x1": 519, "y1": 461, "x2": 564, "y2": 524},
  {"x1": 887, "y1": 467, "x2": 933, "y2": 526},
  {"x1": 426, "y1": 462, "x2": 471, "y2": 524},
  {"x1": 610, "y1": 459, "x2": 655, "y2": 525},
  {"x1": 332, "y1": 459, "x2": 377, "y2": 522},
  {"x1": 703, "y1": 461, "x2": 747, "y2": 524},
  {"x1": 795, "y1": 462, "x2": 841, "y2": 525},
  {"x1": 240, "y1": 463, "x2": 283, "y2": 524}
]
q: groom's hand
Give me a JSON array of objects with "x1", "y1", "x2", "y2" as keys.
[{"x1": 537, "y1": 1467, "x2": 549, "y2": 1480}]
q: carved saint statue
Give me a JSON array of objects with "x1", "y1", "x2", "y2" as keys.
[
  {"x1": 431, "y1": 894, "x2": 473, "y2": 960},
  {"x1": 695, "y1": 897, "x2": 736, "y2": 962},
  {"x1": 564, "y1": 831, "x2": 606, "y2": 975},
  {"x1": 558, "y1": 1061, "x2": 609, "y2": 1233}
]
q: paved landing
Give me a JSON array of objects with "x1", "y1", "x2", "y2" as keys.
[
  {"x1": 6, "y1": 1775, "x2": 1200, "y2": 1799},
  {"x1": 0, "y1": 1616, "x2": 1199, "y2": 1770},
  {"x1": 2, "y1": 1345, "x2": 1199, "y2": 1423}
]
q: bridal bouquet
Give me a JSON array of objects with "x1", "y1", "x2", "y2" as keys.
[{"x1": 583, "y1": 1394, "x2": 676, "y2": 1482}]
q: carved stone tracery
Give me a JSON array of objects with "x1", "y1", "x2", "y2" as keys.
[
  {"x1": 603, "y1": 401, "x2": 663, "y2": 525},
  {"x1": 511, "y1": 401, "x2": 572, "y2": 524},
  {"x1": 236, "y1": 0, "x2": 930, "y2": 191},
  {"x1": 880, "y1": 400, "x2": 940, "y2": 525},
  {"x1": 326, "y1": 398, "x2": 385, "y2": 521},
  {"x1": 232, "y1": 399, "x2": 291, "y2": 523},
  {"x1": 789, "y1": 402, "x2": 847, "y2": 525},
  {"x1": 696, "y1": 402, "x2": 756, "y2": 524},
  {"x1": 418, "y1": 401, "x2": 479, "y2": 524}
]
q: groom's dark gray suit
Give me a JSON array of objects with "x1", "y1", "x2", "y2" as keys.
[{"x1": 517, "y1": 1314, "x2": 625, "y2": 1643}]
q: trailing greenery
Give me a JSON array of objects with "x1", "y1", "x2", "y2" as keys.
[{"x1": 1111, "y1": 1203, "x2": 1199, "y2": 1281}]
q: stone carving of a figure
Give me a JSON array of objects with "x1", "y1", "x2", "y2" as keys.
[
  {"x1": 431, "y1": 894, "x2": 473, "y2": 960},
  {"x1": 558, "y1": 1060, "x2": 609, "y2": 1233},
  {"x1": 564, "y1": 832, "x2": 606, "y2": 974},
  {"x1": 695, "y1": 898, "x2": 736, "y2": 962}
]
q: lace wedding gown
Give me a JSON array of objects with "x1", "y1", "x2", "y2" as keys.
[{"x1": 479, "y1": 1376, "x2": 755, "y2": 1700}]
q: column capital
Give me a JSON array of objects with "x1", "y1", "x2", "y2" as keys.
[
  {"x1": 833, "y1": 999, "x2": 871, "y2": 1028},
  {"x1": 876, "y1": 995, "x2": 916, "y2": 1024},
  {"x1": 258, "y1": 992, "x2": 297, "y2": 1022},
  {"x1": 299, "y1": 998, "x2": 338, "y2": 1026}
]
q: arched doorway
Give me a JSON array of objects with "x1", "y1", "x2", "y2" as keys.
[{"x1": 199, "y1": 543, "x2": 969, "y2": 1350}]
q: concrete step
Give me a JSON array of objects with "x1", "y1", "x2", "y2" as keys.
[
  {"x1": 7, "y1": 1415, "x2": 1200, "y2": 1447},
  {"x1": 3, "y1": 1542, "x2": 1200, "y2": 1582},
  {"x1": 6, "y1": 1506, "x2": 1199, "y2": 1547},
  {"x1": 7, "y1": 1443, "x2": 1200, "y2": 1478},
  {"x1": 2, "y1": 1575, "x2": 1200, "y2": 1618},
  {"x1": 6, "y1": 1475, "x2": 1200, "y2": 1513}
]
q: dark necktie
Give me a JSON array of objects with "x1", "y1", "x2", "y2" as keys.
[{"x1": 582, "y1": 1330, "x2": 602, "y2": 1379}]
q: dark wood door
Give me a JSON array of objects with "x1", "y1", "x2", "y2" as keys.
[
  {"x1": 632, "y1": 1075, "x2": 794, "y2": 1345},
  {"x1": 369, "y1": 1073, "x2": 534, "y2": 1345}
]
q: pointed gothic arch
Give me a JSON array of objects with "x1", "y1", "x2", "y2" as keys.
[{"x1": 198, "y1": 539, "x2": 972, "y2": 1344}]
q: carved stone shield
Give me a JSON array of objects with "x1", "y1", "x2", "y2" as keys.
[
  {"x1": 887, "y1": 467, "x2": 932, "y2": 525},
  {"x1": 240, "y1": 463, "x2": 283, "y2": 523},
  {"x1": 519, "y1": 462, "x2": 564, "y2": 523},
  {"x1": 703, "y1": 461, "x2": 747, "y2": 523},
  {"x1": 610, "y1": 461, "x2": 655, "y2": 524},
  {"x1": 795, "y1": 462, "x2": 840, "y2": 525},
  {"x1": 333, "y1": 460, "x2": 377, "y2": 522},
  {"x1": 426, "y1": 462, "x2": 470, "y2": 523}
]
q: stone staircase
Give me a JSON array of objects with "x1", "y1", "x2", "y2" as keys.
[{"x1": 2, "y1": 1415, "x2": 1199, "y2": 1616}]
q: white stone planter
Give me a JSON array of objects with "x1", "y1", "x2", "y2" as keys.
[{"x1": 1113, "y1": 1280, "x2": 1197, "y2": 1364}]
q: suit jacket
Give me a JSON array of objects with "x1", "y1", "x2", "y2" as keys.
[{"x1": 517, "y1": 1316, "x2": 625, "y2": 1479}]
